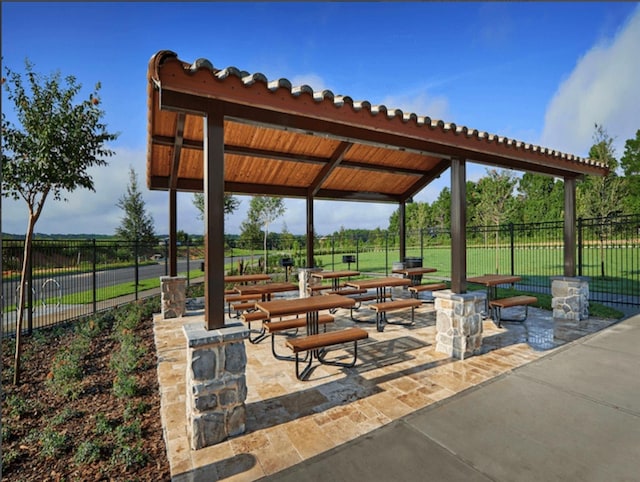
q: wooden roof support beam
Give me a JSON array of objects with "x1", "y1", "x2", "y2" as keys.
[
  {"x1": 309, "y1": 141, "x2": 352, "y2": 197},
  {"x1": 563, "y1": 176, "x2": 577, "y2": 277},
  {"x1": 169, "y1": 113, "x2": 186, "y2": 190},
  {"x1": 450, "y1": 157, "x2": 467, "y2": 294},
  {"x1": 400, "y1": 158, "x2": 451, "y2": 203}
]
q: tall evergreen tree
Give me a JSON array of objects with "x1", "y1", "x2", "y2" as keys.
[{"x1": 115, "y1": 167, "x2": 156, "y2": 246}]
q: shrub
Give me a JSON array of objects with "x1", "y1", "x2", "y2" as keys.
[
  {"x1": 113, "y1": 373, "x2": 138, "y2": 398},
  {"x1": 39, "y1": 427, "x2": 69, "y2": 459},
  {"x1": 74, "y1": 440, "x2": 102, "y2": 465}
]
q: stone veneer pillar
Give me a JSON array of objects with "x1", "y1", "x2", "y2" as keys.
[
  {"x1": 433, "y1": 290, "x2": 486, "y2": 360},
  {"x1": 183, "y1": 321, "x2": 249, "y2": 450},
  {"x1": 551, "y1": 276, "x2": 589, "y2": 321},
  {"x1": 160, "y1": 276, "x2": 187, "y2": 319}
]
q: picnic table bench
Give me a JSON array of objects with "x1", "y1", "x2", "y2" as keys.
[
  {"x1": 369, "y1": 298, "x2": 422, "y2": 331},
  {"x1": 489, "y1": 295, "x2": 538, "y2": 327},
  {"x1": 408, "y1": 282, "x2": 448, "y2": 300},
  {"x1": 256, "y1": 294, "x2": 362, "y2": 380}
]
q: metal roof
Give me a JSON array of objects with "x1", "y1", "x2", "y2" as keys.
[{"x1": 147, "y1": 50, "x2": 607, "y2": 203}]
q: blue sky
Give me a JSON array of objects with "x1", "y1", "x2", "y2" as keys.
[{"x1": 2, "y1": 2, "x2": 639, "y2": 236}]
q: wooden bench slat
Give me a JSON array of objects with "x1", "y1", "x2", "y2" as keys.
[
  {"x1": 370, "y1": 299, "x2": 422, "y2": 312},
  {"x1": 232, "y1": 301, "x2": 257, "y2": 311},
  {"x1": 489, "y1": 296, "x2": 537, "y2": 309},
  {"x1": 265, "y1": 314, "x2": 334, "y2": 333},
  {"x1": 286, "y1": 328, "x2": 368, "y2": 353},
  {"x1": 225, "y1": 294, "x2": 261, "y2": 302},
  {"x1": 408, "y1": 283, "x2": 447, "y2": 293},
  {"x1": 326, "y1": 288, "x2": 367, "y2": 296},
  {"x1": 241, "y1": 311, "x2": 269, "y2": 323}
]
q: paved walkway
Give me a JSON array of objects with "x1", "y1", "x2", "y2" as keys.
[{"x1": 154, "y1": 298, "x2": 636, "y2": 481}]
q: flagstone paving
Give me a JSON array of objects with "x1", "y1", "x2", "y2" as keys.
[{"x1": 154, "y1": 299, "x2": 616, "y2": 481}]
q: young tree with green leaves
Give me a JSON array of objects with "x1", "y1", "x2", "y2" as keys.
[
  {"x1": 474, "y1": 169, "x2": 519, "y2": 272},
  {"x1": 577, "y1": 124, "x2": 627, "y2": 278},
  {"x1": 115, "y1": 167, "x2": 157, "y2": 247},
  {"x1": 620, "y1": 129, "x2": 640, "y2": 215},
  {"x1": 192, "y1": 192, "x2": 240, "y2": 220},
  {"x1": 2, "y1": 60, "x2": 118, "y2": 384},
  {"x1": 246, "y1": 196, "x2": 286, "y2": 272}
]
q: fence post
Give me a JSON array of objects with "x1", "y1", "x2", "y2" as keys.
[
  {"x1": 420, "y1": 228, "x2": 424, "y2": 262},
  {"x1": 385, "y1": 232, "x2": 389, "y2": 275},
  {"x1": 92, "y1": 239, "x2": 97, "y2": 314},
  {"x1": 27, "y1": 250, "x2": 33, "y2": 335},
  {"x1": 331, "y1": 235, "x2": 335, "y2": 270},
  {"x1": 509, "y1": 223, "x2": 515, "y2": 276},
  {"x1": 578, "y1": 217, "x2": 583, "y2": 277},
  {"x1": 356, "y1": 237, "x2": 360, "y2": 271},
  {"x1": 135, "y1": 240, "x2": 139, "y2": 301},
  {"x1": 186, "y1": 237, "x2": 190, "y2": 289}
]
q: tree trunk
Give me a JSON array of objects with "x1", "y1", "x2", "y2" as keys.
[
  {"x1": 13, "y1": 216, "x2": 36, "y2": 385},
  {"x1": 263, "y1": 227, "x2": 268, "y2": 274}
]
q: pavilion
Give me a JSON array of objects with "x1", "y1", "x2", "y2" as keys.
[{"x1": 146, "y1": 50, "x2": 608, "y2": 330}]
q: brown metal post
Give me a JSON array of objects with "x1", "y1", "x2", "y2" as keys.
[
  {"x1": 169, "y1": 189, "x2": 177, "y2": 277},
  {"x1": 399, "y1": 201, "x2": 406, "y2": 263},
  {"x1": 204, "y1": 104, "x2": 226, "y2": 329},
  {"x1": 564, "y1": 177, "x2": 577, "y2": 277},
  {"x1": 450, "y1": 158, "x2": 467, "y2": 293},
  {"x1": 306, "y1": 196, "x2": 314, "y2": 267}
]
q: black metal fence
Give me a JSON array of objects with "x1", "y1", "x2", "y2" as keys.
[
  {"x1": 2, "y1": 214, "x2": 638, "y2": 336},
  {"x1": 1, "y1": 239, "x2": 202, "y2": 336}
]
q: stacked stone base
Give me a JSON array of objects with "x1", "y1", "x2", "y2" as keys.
[
  {"x1": 433, "y1": 290, "x2": 486, "y2": 360},
  {"x1": 184, "y1": 322, "x2": 249, "y2": 450},
  {"x1": 160, "y1": 276, "x2": 186, "y2": 319},
  {"x1": 551, "y1": 276, "x2": 589, "y2": 321}
]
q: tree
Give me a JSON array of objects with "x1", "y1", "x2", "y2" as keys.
[
  {"x1": 517, "y1": 173, "x2": 564, "y2": 224},
  {"x1": 474, "y1": 169, "x2": 519, "y2": 272},
  {"x1": 2, "y1": 60, "x2": 117, "y2": 384},
  {"x1": 192, "y1": 192, "x2": 240, "y2": 220},
  {"x1": 246, "y1": 196, "x2": 286, "y2": 272},
  {"x1": 577, "y1": 124, "x2": 627, "y2": 278},
  {"x1": 620, "y1": 129, "x2": 640, "y2": 215},
  {"x1": 115, "y1": 167, "x2": 156, "y2": 248}
]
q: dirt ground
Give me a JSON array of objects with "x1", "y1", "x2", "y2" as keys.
[{"x1": 1, "y1": 311, "x2": 171, "y2": 481}]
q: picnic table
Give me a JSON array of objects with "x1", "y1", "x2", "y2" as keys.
[
  {"x1": 224, "y1": 273, "x2": 271, "y2": 285},
  {"x1": 391, "y1": 266, "x2": 438, "y2": 286},
  {"x1": 311, "y1": 269, "x2": 360, "y2": 290},
  {"x1": 234, "y1": 282, "x2": 298, "y2": 302},
  {"x1": 256, "y1": 294, "x2": 364, "y2": 380},
  {"x1": 467, "y1": 274, "x2": 521, "y2": 316},
  {"x1": 345, "y1": 276, "x2": 414, "y2": 331}
]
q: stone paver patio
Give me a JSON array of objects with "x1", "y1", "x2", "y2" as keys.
[{"x1": 154, "y1": 295, "x2": 617, "y2": 481}]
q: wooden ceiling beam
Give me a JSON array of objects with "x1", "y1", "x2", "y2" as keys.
[
  {"x1": 309, "y1": 141, "x2": 352, "y2": 197},
  {"x1": 169, "y1": 113, "x2": 186, "y2": 190},
  {"x1": 400, "y1": 158, "x2": 451, "y2": 203}
]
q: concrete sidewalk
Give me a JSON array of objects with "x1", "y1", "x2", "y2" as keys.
[{"x1": 264, "y1": 313, "x2": 640, "y2": 482}]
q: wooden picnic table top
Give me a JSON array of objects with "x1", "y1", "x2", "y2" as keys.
[
  {"x1": 467, "y1": 274, "x2": 521, "y2": 286},
  {"x1": 391, "y1": 266, "x2": 438, "y2": 276},
  {"x1": 256, "y1": 294, "x2": 356, "y2": 318},
  {"x1": 234, "y1": 282, "x2": 298, "y2": 295},
  {"x1": 224, "y1": 274, "x2": 271, "y2": 284},
  {"x1": 311, "y1": 270, "x2": 360, "y2": 280},
  {"x1": 345, "y1": 276, "x2": 412, "y2": 290}
]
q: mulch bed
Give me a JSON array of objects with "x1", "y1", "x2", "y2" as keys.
[{"x1": 1, "y1": 310, "x2": 171, "y2": 481}]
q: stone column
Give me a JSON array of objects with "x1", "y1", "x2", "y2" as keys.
[
  {"x1": 297, "y1": 267, "x2": 323, "y2": 297},
  {"x1": 184, "y1": 322, "x2": 250, "y2": 450},
  {"x1": 433, "y1": 290, "x2": 486, "y2": 360},
  {"x1": 160, "y1": 276, "x2": 187, "y2": 319},
  {"x1": 551, "y1": 276, "x2": 589, "y2": 321}
]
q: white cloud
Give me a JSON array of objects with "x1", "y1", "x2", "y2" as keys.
[
  {"x1": 1, "y1": 146, "x2": 195, "y2": 236},
  {"x1": 379, "y1": 91, "x2": 450, "y2": 120},
  {"x1": 540, "y1": 7, "x2": 640, "y2": 157}
]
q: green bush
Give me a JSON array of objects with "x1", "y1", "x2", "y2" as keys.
[
  {"x1": 39, "y1": 427, "x2": 69, "y2": 459},
  {"x1": 113, "y1": 373, "x2": 138, "y2": 398},
  {"x1": 74, "y1": 440, "x2": 102, "y2": 465}
]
